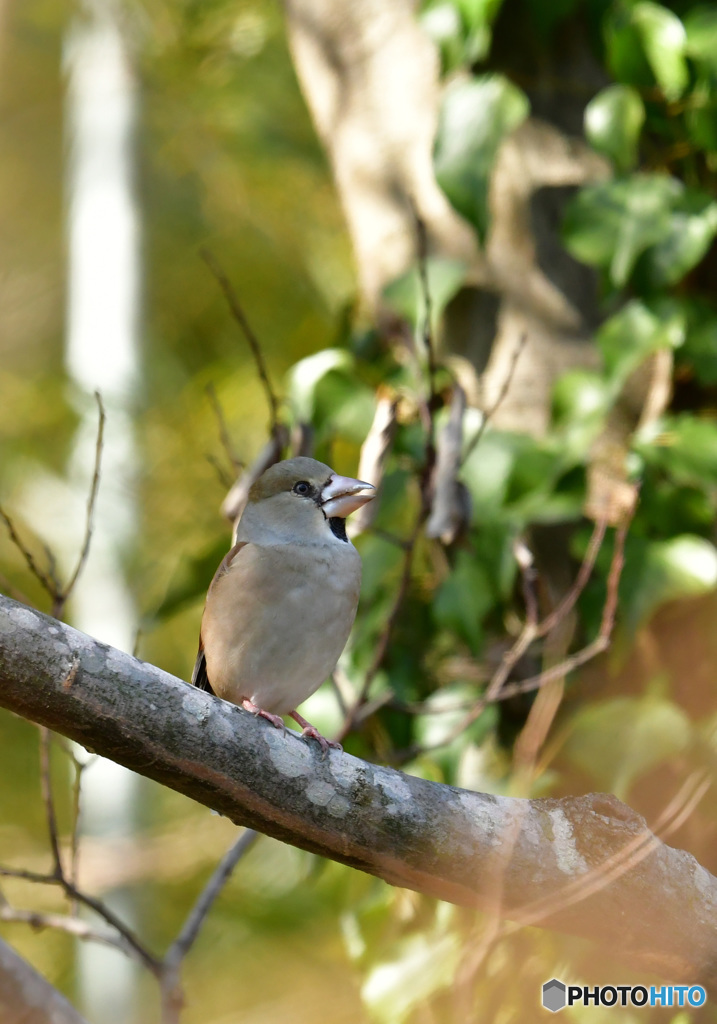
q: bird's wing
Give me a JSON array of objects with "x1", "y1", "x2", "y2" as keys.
[{"x1": 190, "y1": 540, "x2": 248, "y2": 694}]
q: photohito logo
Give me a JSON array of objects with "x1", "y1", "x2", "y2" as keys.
[{"x1": 541, "y1": 979, "x2": 707, "y2": 1012}]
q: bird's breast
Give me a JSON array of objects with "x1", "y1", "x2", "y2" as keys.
[{"x1": 202, "y1": 540, "x2": 361, "y2": 714}]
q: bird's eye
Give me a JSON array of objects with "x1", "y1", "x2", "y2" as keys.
[{"x1": 293, "y1": 481, "x2": 311, "y2": 496}]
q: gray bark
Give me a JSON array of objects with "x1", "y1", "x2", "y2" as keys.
[
  {"x1": 0, "y1": 594, "x2": 716, "y2": 992},
  {"x1": 0, "y1": 937, "x2": 89, "y2": 1024}
]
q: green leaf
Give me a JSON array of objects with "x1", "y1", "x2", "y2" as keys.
[
  {"x1": 638, "y1": 191, "x2": 717, "y2": 287},
  {"x1": 605, "y1": 8, "x2": 655, "y2": 89},
  {"x1": 420, "y1": 2, "x2": 467, "y2": 74},
  {"x1": 383, "y1": 258, "x2": 467, "y2": 330},
  {"x1": 288, "y1": 348, "x2": 354, "y2": 421},
  {"x1": 632, "y1": 2, "x2": 689, "y2": 101},
  {"x1": 585, "y1": 84, "x2": 645, "y2": 172},
  {"x1": 420, "y1": 0, "x2": 505, "y2": 70},
  {"x1": 362, "y1": 930, "x2": 461, "y2": 1024},
  {"x1": 434, "y1": 74, "x2": 530, "y2": 240},
  {"x1": 623, "y1": 533, "x2": 717, "y2": 629},
  {"x1": 433, "y1": 552, "x2": 493, "y2": 652},
  {"x1": 564, "y1": 694, "x2": 691, "y2": 799},
  {"x1": 461, "y1": 427, "x2": 519, "y2": 516},
  {"x1": 597, "y1": 300, "x2": 684, "y2": 388},
  {"x1": 684, "y1": 6, "x2": 717, "y2": 72},
  {"x1": 562, "y1": 175, "x2": 681, "y2": 287},
  {"x1": 636, "y1": 414, "x2": 717, "y2": 489},
  {"x1": 414, "y1": 683, "x2": 496, "y2": 749},
  {"x1": 683, "y1": 314, "x2": 717, "y2": 385},
  {"x1": 552, "y1": 370, "x2": 611, "y2": 424},
  {"x1": 686, "y1": 80, "x2": 717, "y2": 155}
]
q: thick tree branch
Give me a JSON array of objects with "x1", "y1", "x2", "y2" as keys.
[
  {"x1": 0, "y1": 594, "x2": 715, "y2": 992},
  {"x1": 0, "y1": 937, "x2": 89, "y2": 1024}
]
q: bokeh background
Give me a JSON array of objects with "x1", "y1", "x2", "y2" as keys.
[{"x1": 2, "y1": 0, "x2": 717, "y2": 1021}]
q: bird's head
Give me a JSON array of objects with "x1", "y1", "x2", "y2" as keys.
[{"x1": 239, "y1": 456, "x2": 375, "y2": 546}]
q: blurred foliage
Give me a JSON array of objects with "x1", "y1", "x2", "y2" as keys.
[{"x1": 2, "y1": 0, "x2": 717, "y2": 1022}]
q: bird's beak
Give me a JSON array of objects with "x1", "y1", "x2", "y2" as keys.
[{"x1": 320, "y1": 474, "x2": 375, "y2": 518}]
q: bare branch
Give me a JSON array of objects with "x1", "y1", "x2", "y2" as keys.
[
  {"x1": 336, "y1": 521, "x2": 420, "y2": 741},
  {"x1": 164, "y1": 829, "x2": 257, "y2": 973},
  {"x1": 39, "y1": 729, "x2": 64, "y2": 879},
  {"x1": 205, "y1": 382, "x2": 243, "y2": 475},
  {"x1": 221, "y1": 430, "x2": 289, "y2": 528},
  {"x1": 462, "y1": 333, "x2": 527, "y2": 464},
  {"x1": 0, "y1": 900, "x2": 131, "y2": 954},
  {"x1": 201, "y1": 248, "x2": 282, "y2": 438},
  {"x1": 62, "y1": 392, "x2": 106, "y2": 607},
  {"x1": 0, "y1": 868, "x2": 160, "y2": 975},
  {"x1": 0, "y1": 508, "x2": 59, "y2": 601},
  {"x1": 1, "y1": 596, "x2": 715, "y2": 992},
  {"x1": 0, "y1": 392, "x2": 105, "y2": 618}
]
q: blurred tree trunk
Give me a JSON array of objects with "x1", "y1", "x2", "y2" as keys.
[
  {"x1": 283, "y1": 0, "x2": 671, "y2": 526},
  {"x1": 284, "y1": 0, "x2": 610, "y2": 434}
]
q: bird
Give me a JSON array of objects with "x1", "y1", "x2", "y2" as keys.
[{"x1": 191, "y1": 456, "x2": 375, "y2": 753}]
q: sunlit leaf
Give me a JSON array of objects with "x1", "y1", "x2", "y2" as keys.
[
  {"x1": 632, "y1": 2, "x2": 689, "y2": 101},
  {"x1": 434, "y1": 74, "x2": 529, "y2": 240},
  {"x1": 562, "y1": 174, "x2": 682, "y2": 287},
  {"x1": 585, "y1": 84, "x2": 645, "y2": 172},
  {"x1": 288, "y1": 348, "x2": 354, "y2": 421},
  {"x1": 636, "y1": 415, "x2": 717, "y2": 489},
  {"x1": 638, "y1": 191, "x2": 717, "y2": 287},
  {"x1": 461, "y1": 428, "x2": 519, "y2": 516},
  {"x1": 596, "y1": 300, "x2": 685, "y2": 388},
  {"x1": 362, "y1": 931, "x2": 461, "y2": 1024},
  {"x1": 420, "y1": 2, "x2": 466, "y2": 73},
  {"x1": 552, "y1": 369, "x2": 613, "y2": 455},
  {"x1": 383, "y1": 258, "x2": 467, "y2": 330},
  {"x1": 414, "y1": 682, "x2": 496, "y2": 748},
  {"x1": 564, "y1": 693, "x2": 691, "y2": 799},
  {"x1": 684, "y1": 6, "x2": 717, "y2": 71},
  {"x1": 623, "y1": 533, "x2": 717, "y2": 629}
]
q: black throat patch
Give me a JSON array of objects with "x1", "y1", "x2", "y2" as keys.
[{"x1": 329, "y1": 517, "x2": 349, "y2": 542}]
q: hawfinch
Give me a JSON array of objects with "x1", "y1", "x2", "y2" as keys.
[{"x1": 192, "y1": 457, "x2": 374, "y2": 751}]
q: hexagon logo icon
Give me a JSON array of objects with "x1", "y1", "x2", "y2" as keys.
[{"x1": 542, "y1": 978, "x2": 566, "y2": 1012}]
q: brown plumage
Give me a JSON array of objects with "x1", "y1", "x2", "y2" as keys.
[{"x1": 191, "y1": 457, "x2": 374, "y2": 752}]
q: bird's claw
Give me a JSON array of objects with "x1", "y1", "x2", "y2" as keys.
[
  {"x1": 289, "y1": 711, "x2": 341, "y2": 758},
  {"x1": 241, "y1": 699, "x2": 286, "y2": 734}
]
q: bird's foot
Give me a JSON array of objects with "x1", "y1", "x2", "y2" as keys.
[
  {"x1": 241, "y1": 699, "x2": 285, "y2": 732},
  {"x1": 289, "y1": 711, "x2": 342, "y2": 757}
]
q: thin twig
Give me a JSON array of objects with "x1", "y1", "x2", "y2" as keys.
[
  {"x1": 0, "y1": 508, "x2": 59, "y2": 600},
  {"x1": 0, "y1": 901, "x2": 133, "y2": 954},
  {"x1": 411, "y1": 203, "x2": 438, "y2": 506},
  {"x1": 395, "y1": 504, "x2": 632, "y2": 761},
  {"x1": 0, "y1": 865, "x2": 160, "y2": 974},
  {"x1": 39, "y1": 729, "x2": 63, "y2": 879},
  {"x1": 201, "y1": 248, "x2": 281, "y2": 437},
  {"x1": 537, "y1": 516, "x2": 608, "y2": 637},
  {"x1": 336, "y1": 521, "x2": 420, "y2": 742},
  {"x1": 205, "y1": 382, "x2": 243, "y2": 474},
  {"x1": 0, "y1": 392, "x2": 106, "y2": 617},
  {"x1": 462, "y1": 333, "x2": 527, "y2": 464},
  {"x1": 160, "y1": 829, "x2": 258, "y2": 1024},
  {"x1": 164, "y1": 829, "x2": 257, "y2": 972},
  {"x1": 62, "y1": 392, "x2": 106, "y2": 608}
]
